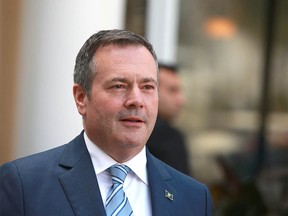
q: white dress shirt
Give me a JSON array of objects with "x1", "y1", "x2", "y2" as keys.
[{"x1": 84, "y1": 132, "x2": 152, "y2": 216}]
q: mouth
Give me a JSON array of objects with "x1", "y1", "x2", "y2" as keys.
[{"x1": 120, "y1": 117, "x2": 144, "y2": 123}]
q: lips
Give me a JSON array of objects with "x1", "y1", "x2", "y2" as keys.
[{"x1": 120, "y1": 117, "x2": 144, "y2": 123}]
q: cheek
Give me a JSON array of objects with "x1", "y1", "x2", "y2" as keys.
[
  {"x1": 149, "y1": 98, "x2": 159, "y2": 115},
  {"x1": 159, "y1": 94, "x2": 170, "y2": 108},
  {"x1": 85, "y1": 98, "x2": 103, "y2": 119},
  {"x1": 91, "y1": 98, "x2": 121, "y2": 119}
]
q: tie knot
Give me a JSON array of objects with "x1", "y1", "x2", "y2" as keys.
[{"x1": 108, "y1": 164, "x2": 131, "y2": 184}]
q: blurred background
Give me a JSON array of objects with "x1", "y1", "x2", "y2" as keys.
[{"x1": 1, "y1": 0, "x2": 287, "y2": 215}]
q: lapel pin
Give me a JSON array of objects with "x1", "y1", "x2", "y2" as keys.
[{"x1": 165, "y1": 190, "x2": 174, "y2": 201}]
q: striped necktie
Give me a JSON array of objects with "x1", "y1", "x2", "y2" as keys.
[{"x1": 105, "y1": 164, "x2": 133, "y2": 216}]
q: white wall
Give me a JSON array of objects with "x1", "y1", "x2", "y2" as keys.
[
  {"x1": 146, "y1": 0, "x2": 180, "y2": 64},
  {"x1": 14, "y1": 0, "x2": 126, "y2": 158}
]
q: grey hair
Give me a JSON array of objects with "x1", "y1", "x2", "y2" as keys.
[{"x1": 74, "y1": 29, "x2": 158, "y2": 96}]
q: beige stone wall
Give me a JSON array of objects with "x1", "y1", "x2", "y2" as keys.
[{"x1": 0, "y1": 0, "x2": 21, "y2": 164}]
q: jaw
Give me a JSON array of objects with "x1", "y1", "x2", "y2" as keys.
[{"x1": 105, "y1": 141, "x2": 145, "y2": 163}]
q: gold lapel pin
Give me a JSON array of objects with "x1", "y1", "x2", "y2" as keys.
[{"x1": 165, "y1": 190, "x2": 174, "y2": 201}]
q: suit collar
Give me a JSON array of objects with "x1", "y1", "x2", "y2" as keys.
[
  {"x1": 57, "y1": 132, "x2": 177, "y2": 216},
  {"x1": 58, "y1": 131, "x2": 87, "y2": 168},
  {"x1": 147, "y1": 150, "x2": 177, "y2": 216},
  {"x1": 58, "y1": 132, "x2": 106, "y2": 216}
]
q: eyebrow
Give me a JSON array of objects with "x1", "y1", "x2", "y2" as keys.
[
  {"x1": 142, "y1": 77, "x2": 158, "y2": 85},
  {"x1": 111, "y1": 77, "x2": 158, "y2": 85},
  {"x1": 111, "y1": 77, "x2": 128, "y2": 83}
]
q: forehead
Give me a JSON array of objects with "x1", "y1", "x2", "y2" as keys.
[
  {"x1": 95, "y1": 44, "x2": 154, "y2": 61},
  {"x1": 93, "y1": 44, "x2": 157, "y2": 77}
]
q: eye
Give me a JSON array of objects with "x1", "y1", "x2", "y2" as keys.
[
  {"x1": 144, "y1": 85, "x2": 154, "y2": 89},
  {"x1": 112, "y1": 84, "x2": 126, "y2": 89}
]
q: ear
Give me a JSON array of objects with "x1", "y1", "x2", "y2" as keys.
[{"x1": 73, "y1": 84, "x2": 87, "y2": 116}]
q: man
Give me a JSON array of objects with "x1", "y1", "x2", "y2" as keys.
[
  {"x1": 0, "y1": 30, "x2": 213, "y2": 216},
  {"x1": 147, "y1": 64, "x2": 190, "y2": 175}
]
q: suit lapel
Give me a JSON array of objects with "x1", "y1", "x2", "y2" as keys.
[
  {"x1": 58, "y1": 133, "x2": 106, "y2": 216},
  {"x1": 57, "y1": 134, "x2": 178, "y2": 216},
  {"x1": 147, "y1": 151, "x2": 177, "y2": 216}
]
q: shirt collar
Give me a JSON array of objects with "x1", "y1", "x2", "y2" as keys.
[{"x1": 84, "y1": 132, "x2": 148, "y2": 185}]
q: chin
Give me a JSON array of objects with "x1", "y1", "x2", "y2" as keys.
[{"x1": 119, "y1": 137, "x2": 145, "y2": 148}]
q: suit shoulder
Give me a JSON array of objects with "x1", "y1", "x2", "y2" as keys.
[
  {"x1": 1, "y1": 144, "x2": 67, "y2": 173},
  {"x1": 150, "y1": 154, "x2": 200, "y2": 185},
  {"x1": 158, "y1": 158, "x2": 212, "y2": 200},
  {"x1": 163, "y1": 161, "x2": 198, "y2": 183},
  {"x1": 1, "y1": 132, "x2": 85, "y2": 174}
]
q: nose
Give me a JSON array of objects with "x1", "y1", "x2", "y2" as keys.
[
  {"x1": 177, "y1": 92, "x2": 186, "y2": 107},
  {"x1": 124, "y1": 86, "x2": 144, "y2": 109}
]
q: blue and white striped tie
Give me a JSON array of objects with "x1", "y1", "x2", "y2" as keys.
[{"x1": 105, "y1": 164, "x2": 133, "y2": 216}]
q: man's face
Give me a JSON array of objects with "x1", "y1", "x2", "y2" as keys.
[
  {"x1": 158, "y1": 68, "x2": 185, "y2": 121},
  {"x1": 75, "y1": 44, "x2": 158, "y2": 161}
]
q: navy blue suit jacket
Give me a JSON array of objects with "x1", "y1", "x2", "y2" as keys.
[{"x1": 0, "y1": 132, "x2": 213, "y2": 216}]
